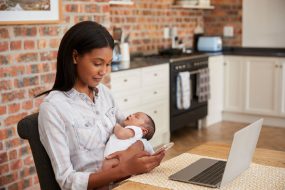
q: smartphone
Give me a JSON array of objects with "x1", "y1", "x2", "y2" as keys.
[{"x1": 153, "y1": 142, "x2": 174, "y2": 155}]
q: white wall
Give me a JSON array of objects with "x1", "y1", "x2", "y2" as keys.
[{"x1": 242, "y1": 0, "x2": 285, "y2": 48}]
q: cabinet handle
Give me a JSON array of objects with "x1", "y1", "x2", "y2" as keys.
[
  {"x1": 154, "y1": 73, "x2": 158, "y2": 77},
  {"x1": 124, "y1": 98, "x2": 128, "y2": 102},
  {"x1": 153, "y1": 91, "x2": 158, "y2": 94},
  {"x1": 224, "y1": 62, "x2": 227, "y2": 66},
  {"x1": 275, "y1": 64, "x2": 279, "y2": 68},
  {"x1": 123, "y1": 79, "x2": 128, "y2": 82},
  {"x1": 153, "y1": 110, "x2": 157, "y2": 114},
  {"x1": 280, "y1": 65, "x2": 283, "y2": 68}
]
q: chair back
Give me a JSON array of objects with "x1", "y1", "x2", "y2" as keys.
[{"x1": 17, "y1": 113, "x2": 61, "y2": 190}]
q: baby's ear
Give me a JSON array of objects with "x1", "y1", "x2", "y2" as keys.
[{"x1": 142, "y1": 128, "x2": 149, "y2": 136}]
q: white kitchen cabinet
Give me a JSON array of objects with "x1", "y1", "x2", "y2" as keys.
[
  {"x1": 223, "y1": 56, "x2": 245, "y2": 112},
  {"x1": 244, "y1": 57, "x2": 280, "y2": 115},
  {"x1": 279, "y1": 60, "x2": 285, "y2": 116},
  {"x1": 223, "y1": 56, "x2": 285, "y2": 127},
  {"x1": 110, "y1": 64, "x2": 170, "y2": 147},
  {"x1": 204, "y1": 55, "x2": 224, "y2": 126}
]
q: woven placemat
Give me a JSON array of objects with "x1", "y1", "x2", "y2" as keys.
[{"x1": 129, "y1": 153, "x2": 285, "y2": 190}]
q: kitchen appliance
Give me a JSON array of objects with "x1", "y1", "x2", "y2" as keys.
[
  {"x1": 197, "y1": 36, "x2": 222, "y2": 52},
  {"x1": 169, "y1": 54, "x2": 209, "y2": 131}
]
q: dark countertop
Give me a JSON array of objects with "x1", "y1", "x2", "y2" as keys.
[
  {"x1": 222, "y1": 47, "x2": 285, "y2": 57},
  {"x1": 111, "y1": 47, "x2": 285, "y2": 72},
  {"x1": 111, "y1": 57, "x2": 169, "y2": 72}
]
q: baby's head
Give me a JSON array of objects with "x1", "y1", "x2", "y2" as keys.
[{"x1": 123, "y1": 112, "x2": 155, "y2": 140}]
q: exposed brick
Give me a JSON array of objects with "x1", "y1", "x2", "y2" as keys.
[
  {"x1": 0, "y1": 163, "x2": 9, "y2": 174},
  {"x1": 0, "y1": 79, "x2": 13, "y2": 91},
  {"x1": 0, "y1": 106, "x2": 7, "y2": 115},
  {"x1": 8, "y1": 149, "x2": 17, "y2": 160},
  {"x1": 28, "y1": 86, "x2": 47, "y2": 98},
  {"x1": 10, "y1": 40, "x2": 22, "y2": 51},
  {"x1": 4, "y1": 112, "x2": 28, "y2": 126},
  {"x1": 40, "y1": 73, "x2": 56, "y2": 84},
  {"x1": 39, "y1": 26, "x2": 60, "y2": 36},
  {"x1": 0, "y1": 54, "x2": 10, "y2": 65},
  {"x1": 0, "y1": 128, "x2": 14, "y2": 140},
  {"x1": 8, "y1": 103, "x2": 20, "y2": 114},
  {"x1": 24, "y1": 40, "x2": 35, "y2": 50},
  {"x1": 22, "y1": 100, "x2": 33, "y2": 110},
  {"x1": 14, "y1": 75, "x2": 39, "y2": 88},
  {"x1": 14, "y1": 27, "x2": 37, "y2": 37},
  {"x1": 0, "y1": 41, "x2": 9, "y2": 52},
  {"x1": 19, "y1": 166, "x2": 36, "y2": 178},
  {"x1": 5, "y1": 137, "x2": 22, "y2": 149},
  {"x1": 7, "y1": 180, "x2": 23, "y2": 190},
  {"x1": 15, "y1": 52, "x2": 38, "y2": 63},
  {"x1": 23, "y1": 155, "x2": 34, "y2": 166},
  {"x1": 19, "y1": 146, "x2": 31, "y2": 157},
  {"x1": 0, "y1": 152, "x2": 8, "y2": 164},
  {"x1": 37, "y1": 39, "x2": 48, "y2": 49},
  {"x1": 40, "y1": 51, "x2": 57, "y2": 61},
  {"x1": 1, "y1": 90, "x2": 25, "y2": 103},
  {"x1": 49, "y1": 38, "x2": 60, "y2": 49},
  {"x1": 0, "y1": 28, "x2": 9, "y2": 39},
  {"x1": 0, "y1": 65, "x2": 25, "y2": 78},
  {"x1": 26, "y1": 64, "x2": 39, "y2": 74},
  {"x1": 65, "y1": 4, "x2": 79, "y2": 12},
  {"x1": 33, "y1": 175, "x2": 39, "y2": 185},
  {"x1": 0, "y1": 172, "x2": 18, "y2": 185},
  {"x1": 10, "y1": 159, "x2": 23, "y2": 171}
]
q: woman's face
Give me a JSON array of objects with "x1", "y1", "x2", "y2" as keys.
[{"x1": 74, "y1": 47, "x2": 113, "y2": 88}]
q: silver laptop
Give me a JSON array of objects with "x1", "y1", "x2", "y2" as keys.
[{"x1": 169, "y1": 118, "x2": 263, "y2": 188}]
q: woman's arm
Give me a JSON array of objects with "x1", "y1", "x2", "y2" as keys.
[{"x1": 113, "y1": 123, "x2": 134, "y2": 139}]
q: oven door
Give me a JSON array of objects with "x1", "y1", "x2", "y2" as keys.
[{"x1": 170, "y1": 63, "x2": 208, "y2": 132}]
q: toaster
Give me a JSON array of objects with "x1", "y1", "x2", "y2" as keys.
[{"x1": 197, "y1": 36, "x2": 222, "y2": 52}]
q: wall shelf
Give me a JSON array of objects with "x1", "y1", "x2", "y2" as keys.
[
  {"x1": 172, "y1": 4, "x2": 214, "y2": 9},
  {"x1": 109, "y1": 1, "x2": 134, "y2": 5}
]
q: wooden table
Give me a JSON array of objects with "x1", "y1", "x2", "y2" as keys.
[{"x1": 113, "y1": 142, "x2": 285, "y2": 190}]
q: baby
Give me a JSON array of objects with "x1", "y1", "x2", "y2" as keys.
[{"x1": 102, "y1": 112, "x2": 156, "y2": 170}]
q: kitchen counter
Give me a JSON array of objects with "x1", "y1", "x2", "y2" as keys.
[
  {"x1": 111, "y1": 47, "x2": 285, "y2": 72},
  {"x1": 222, "y1": 47, "x2": 285, "y2": 57},
  {"x1": 111, "y1": 57, "x2": 169, "y2": 72}
]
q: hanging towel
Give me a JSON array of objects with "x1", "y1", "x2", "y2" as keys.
[
  {"x1": 196, "y1": 68, "x2": 210, "y2": 102},
  {"x1": 176, "y1": 71, "x2": 191, "y2": 110}
]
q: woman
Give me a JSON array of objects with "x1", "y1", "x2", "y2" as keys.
[{"x1": 38, "y1": 21, "x2": 165, "y2": 190}]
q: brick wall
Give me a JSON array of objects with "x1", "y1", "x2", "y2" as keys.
[
  {"x1": 0, "y1": 0, "x2": 242, "y2": 189},
  {"x1": 110, "y1": 0, "x2": 205, "y2": 54},
  {"x1": 0, "y1": 1, "x2": 110, "y2": 189},
  {"x1": 204, "y1": 0, "x2": 242, "y2": 46}
]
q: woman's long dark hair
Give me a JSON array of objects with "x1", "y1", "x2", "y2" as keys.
[{"x1": 36, "y1": 21, "x2": 114, "y2": 97}]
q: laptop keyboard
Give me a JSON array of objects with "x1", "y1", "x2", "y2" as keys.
[{"x1": 189, "y1": 160, "x2": 226, "y2": 185}]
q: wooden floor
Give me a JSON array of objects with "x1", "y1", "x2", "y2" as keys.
[{"x1": 164, "y1": 121, "x2": 285, "y2": 161}]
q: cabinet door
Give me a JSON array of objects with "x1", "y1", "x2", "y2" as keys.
[
  {"x1": 280, "y1": 60, "x2": 285, "y2": 116},
  {"x1": 140, "y1": 101, "x2": 170, "y2": 148},
  {"x1": 206, "y1": 55, "x2": 224, "y2": 126},
  {"x1": 224, "y1": 56, "x2": 245, "y2": 112},
  {"x1": 244, "y1": 57, "x2": 279, "y2": 115}
]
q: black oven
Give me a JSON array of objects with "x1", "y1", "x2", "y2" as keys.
[{"x1": 169, "y1": 55, "x2": 209, "y2": 132}]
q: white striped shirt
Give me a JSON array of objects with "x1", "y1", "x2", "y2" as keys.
[{"x1": 38, "y1": 83, "x2": 125, "y2": 190}]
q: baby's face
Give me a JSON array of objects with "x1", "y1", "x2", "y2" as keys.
[{"x1": 123, "y1": 112, "x2": 148, "y2": 127}]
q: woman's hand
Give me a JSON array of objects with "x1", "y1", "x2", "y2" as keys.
[
  {"x1": 105, "y1": 141, "x2": 165, "y2": 176},
  {"x1": 121, "y1": 151, "x2": 165, "y2": 175}
]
